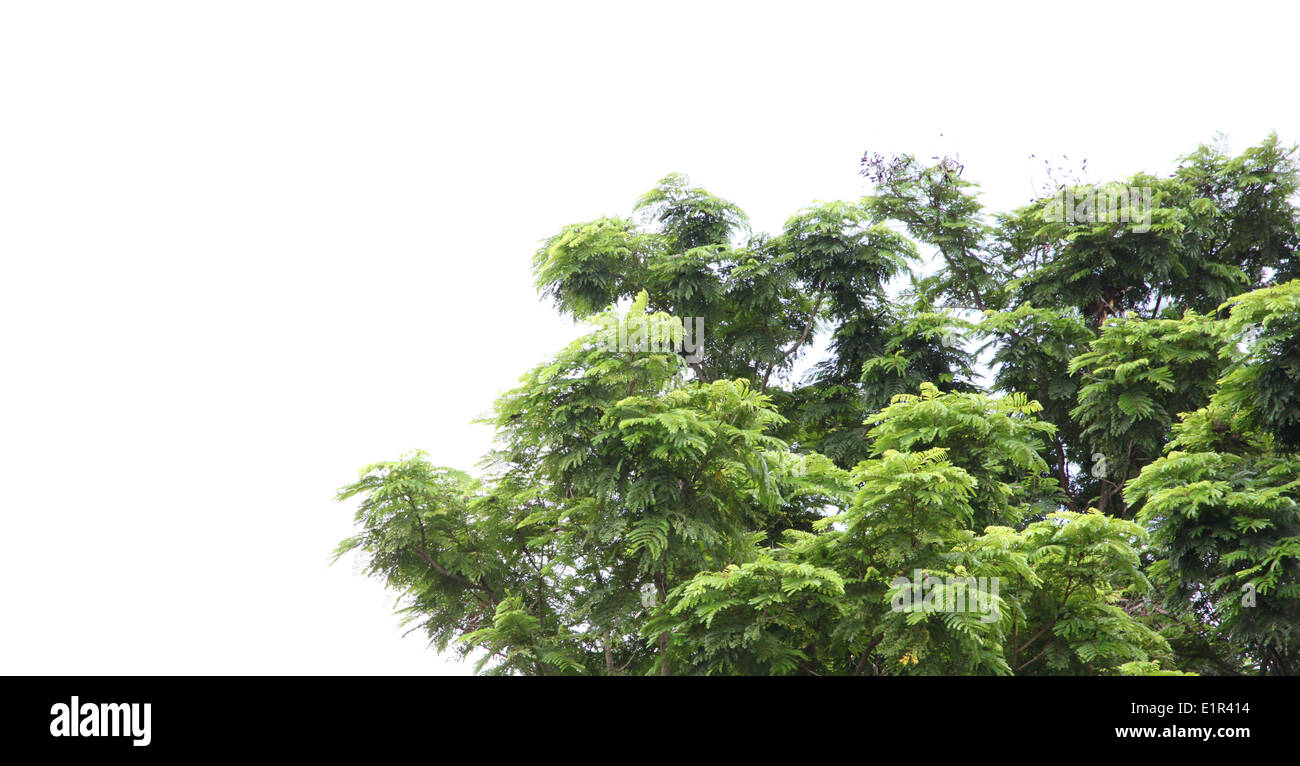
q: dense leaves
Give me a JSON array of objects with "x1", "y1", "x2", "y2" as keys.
[{"x1": 339, "y1": 136, "x2": 1300, "y2": 674}]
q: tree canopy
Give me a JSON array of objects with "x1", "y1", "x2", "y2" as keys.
[{"x1": 337, "y1": 135, "x2": 1300, "y2": 675}]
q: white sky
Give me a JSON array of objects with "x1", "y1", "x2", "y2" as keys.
[{"x1": 1, "y1": 1, "x2": 1295, "y2": 674}]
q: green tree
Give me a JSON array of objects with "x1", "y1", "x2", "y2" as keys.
[
  {"x1": 338, "y1": 137, "x2": 1300, "y2": 674},
  {"x1": 1128, "y1": 280, "x2": 1300, "y2": 675}
]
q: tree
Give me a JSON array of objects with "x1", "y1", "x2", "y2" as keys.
[
  {"x1": 337, "y1": 136, "x2": 1300, "y2": 674},
  {"x1": 1128, "y1": 280, "x2": 1300, "y2": 675}
]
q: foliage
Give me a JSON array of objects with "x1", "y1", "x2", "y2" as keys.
[
  {"x1": 1069, "y1": 310, "x2": 1225, "y2": 516},
  {"x1": 1127, "y1": 280, "x2": 1300, "y2": 675},
  {"x1": 339, "y1": 136, "x2": 1300, "y2": 674}
]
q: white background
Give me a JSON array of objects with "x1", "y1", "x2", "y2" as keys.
[{"x1": 1, "y1": 1, "x2": 1295, "y2": 674}]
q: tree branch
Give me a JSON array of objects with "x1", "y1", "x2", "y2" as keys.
[{"x1": 762, "y1": 293, "x2": 824, "y2": 390}]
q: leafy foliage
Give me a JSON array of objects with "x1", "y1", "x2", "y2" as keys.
[
  {"x1": 1069, "y1": 310, "x2": 1225, "y2": 515},
  {"x1": 339, "y1": 136, "x2": 1300, "y2": 674}
]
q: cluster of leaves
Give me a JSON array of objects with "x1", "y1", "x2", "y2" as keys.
[
  {"x1": 338, "y1": 135, "x2": 1300, "y2": 674},
  {"x1": 1126, "y1": 280, "x2": 1300, "y2": 675}
]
